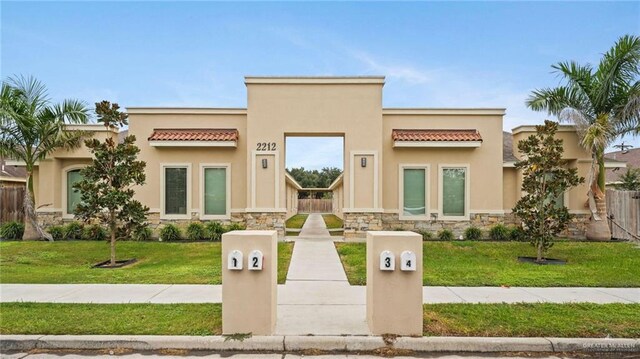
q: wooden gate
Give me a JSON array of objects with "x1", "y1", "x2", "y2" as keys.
[
  {"x1": 606, "y1": 190, "x2": 640, "y2": 241},
  {"x1": 298, "y1": 199, "x2": 332, "y2": 213},
  {"x1": 1, "y1": 186, "x2": 25, "y2": 224}
]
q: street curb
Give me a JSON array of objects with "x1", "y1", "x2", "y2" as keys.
[{"x1": 1, "y1": 335, "x2": 639, "y2": 353}]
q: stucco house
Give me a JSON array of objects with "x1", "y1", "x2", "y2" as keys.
[{"x1": 9, "y1": 76, "x2": 613, "y2": 238}]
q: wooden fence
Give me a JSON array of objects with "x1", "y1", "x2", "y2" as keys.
[
  {"x1": 298, "y1": 199, "x2": 332, "y2": 213},
  {"x1": 1, "y1": 186, "x2": 25, "y2": 224},
  {"x1": 606, "y1": 190, "x2": 640, "y2": 241}
]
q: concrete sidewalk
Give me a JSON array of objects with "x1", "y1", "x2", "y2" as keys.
[
  {"x1": 1, "y1": 283, "x2": 638, "y2": 304},
  {"x1": 277, "y1": 238, "x2": 369, "y2": 335},
  {"x1": 297, "y1": 213, "x2": 331, "y2": 238}
]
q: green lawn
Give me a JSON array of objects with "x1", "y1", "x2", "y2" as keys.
[
  {"x1": 2, "y1": 302, "x2": 637, "y2": 337},
  {"x1": 336, "y1": 241, "x2": 640, "y2": 287},
  {"x1": 321, "y1": 214, "x2": 343, "y2": 229},
  {"x1": 285, "y1": 214, "x2": 308, "y2": 229},
  {"x1": 0, "y1": 241, "x2": 294, "y2": 284},
  {"x1": 0, "y1": 303, "x2": 222, "y2": 335},
  {"x1": 424, "y1": 303, "x2": 640, "y2": 338}
]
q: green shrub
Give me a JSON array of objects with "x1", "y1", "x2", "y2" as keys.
[
  {"x1": 159, "y1": 224, "x2": 181, "y2": 241},
  {"x1": 489, "y1": 224, "x2": 510, "y2": 241},
  {"x1": 414, "y1": 229, "x2": 433, "y2": 241},
  {"x1": 186, "y1": 222, "x2": 206, "y2": 241},
  {"x1": 464, "y1": 226, "x2": 483, "y2": 241},
  {"x1": 509, "y1": 226, "x2": 527, "y2": 242},
  {"x1": 224, "y1": 223, "x2": 245, "y2": 232},
  {"x1": 133, "y1": 226, "x2": 153, "y2": 241},
  {"x1": 47, "y1": 225, "x2": 65, "y2": 241},
  {"x1": 82, "y1": 224, "x2": 107, "y2": 241},
  {"x1": 438, "y1": 228, "x2": 454, "y2": 241},
  {"x1": 64, "y1": 222, "x2": 84, "y2": 240},
  {"x1": 0, "y1": 221, "x2": 25, "y2": 240},
  {"x1": 205, "y1": 221, "x2": 224, "y2": 241}
]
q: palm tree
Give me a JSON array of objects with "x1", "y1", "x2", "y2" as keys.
[
  {"x1": 526, "y1": 35, "x2": 640, "y2": 240},
  {"x1": 0, "y1": 76, "x2": 90, "y2": 240}
]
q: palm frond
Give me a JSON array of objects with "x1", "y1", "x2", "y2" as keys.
[{"x1": 594, "y1": 35, "x2": 640, "y2": 111}]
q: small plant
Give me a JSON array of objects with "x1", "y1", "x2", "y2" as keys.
[
  {"x1": 509, "y1": 226, "x2": 527, "y2": 242},
  {"x1": 0, "y1": 221, "x2": 25, "y2": 240},
  {"x1": 186, "y1": 222, "x2": 206, "y2": 241},
  {"x1": 225, "y1": 223, "x2": 245, "y2": 232},
  {"x1": 438, "y1": 228, "x2": 454, "y2": 241},
  {"x1": 464, "y1": 226, "x2": 483, "y2": 241},
  {"x1": 64, "y1": 222, "x2": 84, "y2": 240},
  {"x1": 414, "y1": 229, "x2": 433, "y2": 241},
  {"x1": 205, "y1": 221, "x2": 224, "y2": 241},
  {"x1": 82, "y1": 224, "x2": 108, "y2": 241},
  {"x1": 489, "y1": 224, "x2": 510, "y2": 241},
  {"x1": 47, "y1": 226, "x2": 65, "y2": 241},
  {"x1": 133, "y1": 226, "x2": 153, "y2": 241},
  {"x1": 159, "y1": 224, "x2": 182, "y2": 241}
]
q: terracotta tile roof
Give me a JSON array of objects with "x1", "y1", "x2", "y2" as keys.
[
  {"x1": 148, "y1": 129, "x2": 238, "y2": 142},
  {"x1": 392, "y1": 129, "x2": 482, "y2": 142}
]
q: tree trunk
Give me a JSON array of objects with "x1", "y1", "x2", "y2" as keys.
[
  {"x1": 22, "y1": 171, "x2": 52, "y2": 241},
  {"x1": 536, "y1": 240, "x2": 544, "y2": 262},
  {"x1": 586, "y1": 195, "x2": 611, "y2": 241},
  {"x1": 110, "y1": 212, "x2": 117, "y2": 266}
]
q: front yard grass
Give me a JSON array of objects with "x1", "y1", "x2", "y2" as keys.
[
  {"x1": 0, "y1": 241, "x2": 294, "y2": 285},
  {"x1": 321, "y1": 214, "x2": 343, "y2": 228},
  {"x1": 1, "y1": 302, "x2": 637, "y2": 337},
  {"x1": 0, "y1": 303, "x2": 222, "y2": 335},
  {"x1": 285, "y1": 214, "x2": 308, "y2": 229},
  {"x1": 335, "y1": 241, "x2": 640, "y2": 287},
  {"x1": 424, "y1": 303, "x2": 640, "y2": 338}
]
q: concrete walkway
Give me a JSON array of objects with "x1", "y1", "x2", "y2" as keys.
[
  {"x1": 297, "y1": 213, "x2": 331, "y2": 238},
  {"x1": 1, "y1": 283, "x2": 638, "y2": 304},
  {"x1": 276, "y1": 238, "x2": 369, "y2": 335}
]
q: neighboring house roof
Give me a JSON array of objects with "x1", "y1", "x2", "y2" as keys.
[
  {"x1": 605, "y1": 148, "x2": 640, "y2": 184},
  {"x1": 0, "y1": 157, "x2": 27, "y2": 179},
  {"x1": 147, "y1": 129, "x2": 239, "y2": 142},
  {"x1": 503, "y1": 131, "x2": 518, "y2": 163},
  {"x1": 392, "y1": 129, "x2": 482, "y2": 142}
]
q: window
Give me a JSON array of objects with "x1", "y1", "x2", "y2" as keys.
[
  {"x1": 66, "y1": 169, "x2": 83, "y2": 215},
  {"x1": 403, "y1": 169, "x2": 426, "y2": 216},
  {"x1": 201, "y1": 165, "x2": 230, "y2": 219},
  {"x1": 440, "y1": 166, "x2": 468, "y2": 218},
  {"x1": 164, "y1": 166, "x2": 188, "y2": 216}
]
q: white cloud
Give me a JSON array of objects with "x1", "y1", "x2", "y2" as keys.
[{"x1": 285, "y1": 137, "x2": 344, "y2": 171}]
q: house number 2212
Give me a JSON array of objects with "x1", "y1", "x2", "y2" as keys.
[{"x1": 256, "y1": 142, "x2": 276, "y2": 151}]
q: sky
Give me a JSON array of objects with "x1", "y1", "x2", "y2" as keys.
[{"x1": 2, "y1": 1, "x2": 639, "y2": 170}]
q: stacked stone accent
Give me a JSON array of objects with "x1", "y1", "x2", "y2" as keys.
[{"x1": 344, "y1": 211, "x2": 589, "y2": 239}]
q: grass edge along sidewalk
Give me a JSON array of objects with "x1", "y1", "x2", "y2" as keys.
[
  {"x1": 0, "y1": 241, "x2": 294, "y2": 285},
  {"x1": 335, "y1": 241, "x2": 640, "y2": 287},
  {"x1": 1, "y1": 302, "x2": 638, "y2": 338}
]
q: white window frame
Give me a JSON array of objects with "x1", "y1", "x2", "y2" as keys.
[
  {"x1": 438, "y1": 164, "x2": 470, "y2": 221},
  {"x1": 62, "y1": 165, "x2": 86, "y2": 219},
  {"x1": 200, "y1": 163, "x2": 231, "y2": 220},
  {"x1": 160, "y1": 163, "x2": 192, "y2": 220},
  {"x1": 399, "y1": 164, "x2": 430, "y2": 221}
]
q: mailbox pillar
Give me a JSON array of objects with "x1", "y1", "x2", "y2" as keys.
[
  {"x1": 222, "y1": 230, "x2": 277, "y2": 335},
  {"x1": 366, "y1": 231, "x2": 422, "y2": 336}
]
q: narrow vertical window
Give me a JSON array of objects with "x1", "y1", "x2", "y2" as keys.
[
  {"x1": 204, "y1": 167, "x2": 227, "y2": 215},
  {"x1": 165, "y1": 167, "x2": 187, "y2": 215},
  {"x1": 442, "y1": 168, "x2": 466, "y2": 217},
  {"x1": 403, "y1": 168, "x2": 426, "y2": 216},
  {"x1": 66, "y1": 170, "x2": 83, "y2": 214}
]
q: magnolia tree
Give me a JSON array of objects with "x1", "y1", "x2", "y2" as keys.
[
  {"x1": 513, "y1": 120, "x2": 584, "y2": 262},
  {"x1": 74, "y1": 101, "x2": 149, "y2": 266}
]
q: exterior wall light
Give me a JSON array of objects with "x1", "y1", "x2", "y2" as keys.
[
  {"x1": 361, "y1": 157, "x2": 367, "y2": 167},
  {"x1": 262, "y1": 159, "x2": 268, "y2": 169}
]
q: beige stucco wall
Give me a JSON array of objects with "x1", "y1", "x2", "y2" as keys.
[
  {"x1": 332, "y1": 181, "x2": 344, "y2": 219},
  {"x1": 245, "y1": 78, "x2": 384, "y2": 214},
  {"x1": 382, "y1": 111, "x2": 505, "y2": 218},
  {"x1": 127, "y1": 111, "x2": 247, "y2": 217},
  {"x1": 503, "y1": 167, "x2": 518, "y2": 212},
  {"x1": 285, "y1": 180, "x2": 298, "y2": 219}
]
